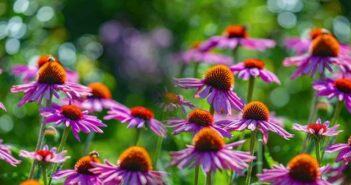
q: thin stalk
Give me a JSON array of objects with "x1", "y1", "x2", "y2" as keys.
[
  {"x1": 83, "y1": 133, "x2": 95, "y2": 154},
  {"x1": 247, "y1": 77, "x2": 255, "y2": 102},
  {"x1": 153, "y1": 136, "x2": 163, "y2": 167},
  {"x1": 307, "y1": 94, "x2": 318, "y2": 123},
  {"x1": 232, "y1": 46, "x2": 239, "y2": 63},
  {"x1": 194, "y1": 166, "x2": 199, "y2": 185},
  {"x1": 257, "y1": 134, "x2": 263, "y2": 173},
  {"x1": 245, "y1": 131, "x2": 257, "y2": 185},
  {"x1": 331, "y1": 101, "x2": 342, "y2": 126},
  {"x1": 135, "y1": 129, "x2": 141, "y2": 146},
  {"x1": 57, "y1": 127, "x2": 70, "y2": 152},
  {"x1": 206, "y1": 171, "x2": 212, "y2": 185},
  {"x1": 42, "y1": 166, "x2": 48, "y2": 185},
  {"x1": 194, "y1": 63, "x2": 200, "y2": 78},
  {"x1": 209, "y1": 104, "x2": 214, "y2": 115},
  {"x1": 315, "y1": 139, "x2": 321, "y2": 164},
  {"x1": 178, "y1": 64, "x2": 187, "y2": 77}
]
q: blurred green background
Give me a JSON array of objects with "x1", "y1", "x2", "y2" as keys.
[{"x1": 0, "y1": 0, "x2": 351, "y2": 184}]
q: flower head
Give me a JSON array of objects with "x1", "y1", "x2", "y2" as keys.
[
  {"x1": 167, "y1": 109, "x2": 231, "y2": 137},
  {"x1": 258, "y1": 153, "x2": 330, "y2": 185},
  {"x1": 231, "y1": 58, "x2": 280, "y2": 84},
  {"x1": 11, "y1": 59, "x2": 90, "y2": 106},
  {"x1": 53, "y1": 152, "x2": 103, "y2": 185},
  {"x1": 201, "y1": 25, "x2": 275, "y2": 51},
  {"x1": 171, "y1": 127, "x2": 255, "y2": 173},
  {"x1": 326, "y1": 136, "x2": 351, "y2": 164},
  {"x1": 20, "y1": 179, "x2": 42, "y2": 185},
  {"x1": 174, "y1": 65, "x2": 245, "y2": 114},
  {"x1": 104, "y1": 104, "x2": 165, "y2": 137},
  {"x1": 0, "y1": 139, "x2": 21, "y2": 166},
  {"x1": 293, "y1": 118, "x2": 341, "y2": 138},
  {"x1": 40, "y1": 104, "x2": 106, "y2": 141},
  {"x1": 313, "y1": 77, "x2": 351, "y2": 113},
  {"x1": 221, "y1": 101, "x2": 293, "y2": 143},
  {"x1": 91, "y1": 146, "x2": 166, "y2": 185},
  {"x1": 19, "y1": 145, "x2": 69, "y2": 164},
  {"x1": 159, "y1": 91, "x2": 195, "y2": 112},
  {"x1": 327, "y1": 163, "x2": 351, "y2": 184}
]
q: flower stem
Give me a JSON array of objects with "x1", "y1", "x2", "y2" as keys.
[
  {"x1": 194, "y1": 63, "x2": 200, "y2": 78},
  {"x1": 257, "y1": 134, "x2": 263, "y2": 173},
  {"x1": 315, "y1": 139, "x2": 321, "y2": 164},
  {"x1": 83, "y1": 133, "x2": 95, "y2": 154},
  {"x1": 194, "y1": 166, "x2": 199, "y2": 185},
  {"x1": 206, "y1": 171, "x2": 212, "y2": 185},
  {"x1": 331, "y1": 101, "x2": 342, "y2": 126},
  {"x1": 247, "y1": 77, "x2": 255, "y2": 102},
  {"x1": 232, "y1": 46, "x2": 239, "y2": 63},
  {"x1": 153, "y1": 136, "x2": 163, "y2": 167},
  {"x1": 42, "y1": 166, "x2": 48, "y2": 185},
  {"x1": 178, "y1": 64, "x2": 187, "y2": 77},
  {"x1": 57, "y1": 127, "x2": 70, "y2": 153},
  {"x1": 135, "y1": 129, "x2": 141, "y2": 145},
  {"x1": 245, "y1": 131, "x2": 257, "y2": 185},
  {"x1": 209, "y1": 104, "x2": 214, "y2": 115}
]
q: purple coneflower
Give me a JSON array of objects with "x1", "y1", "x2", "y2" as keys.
[
  {"x1": 178, "y1": 42, "x2": 233, "y2": 65},
  {"x1": 283, "y1": 32, "x2": 351, "y2": 79},
  {"x1": 326, "y1": 136, "x2": 351, "y2": 164},
  {"x1": 171, "y1": 127, "x2": 255, "y2": 173},
  {"x1": 12, "y1": 55, "x2": 79, "y2": 83},
  {"x1": 53, "y1": 152, "x2": 103, "y2": 185},
  {"x1": 19, "y1": 145, "x2": 69, "y2": 164},
  {"x1": 0, "y1": 139, "x2": 20, "y2": 166},
  {"x1": 257, "y1": 153, "x2": 330, "y2": 185},
  {"x1": 167, "y1": 109, "x2": 231, "y2": 137},
  {"x1": 159, "y1": 91, "x2": 195, "y2": 113},
  {"x1": 40, "y1": 104, "x2": 107, "y2": 141},
  {"x1": 174, "y1": 65, "x2": 245, "y2": 114},
  {"x1": 327, "y1": 163, "x2": 351, "y2": 184},
  {"x1": 20, "y1": 179, "x2": 42, "y2": 185},
  {"x1": 313, "y1": 77, "x2": 351, "y2": 113},
  {"x1": 80, "y1": 82, "x2": 120, "y2": 113},
  {"x1": 293, "y1": 118, "x2": 341, "y2": 138},
  {"x1": 104, "y1": 105, "x2": 165, "y2": 137},
  {"x1": 230, "y1": 58, "x2": 280, "y2": 84},
  {"x1": 11, "y1": 58, "x2": 90, "y2": 106},
  {"x1": 221, "y1": 101, "x2": 293, "y2": 143},
  {"x1": 202, "y1": 25, "x2": 275, "y2": 51},
  {"x1": 91, "y1": 146, "x2": 166, "y2": 185}
]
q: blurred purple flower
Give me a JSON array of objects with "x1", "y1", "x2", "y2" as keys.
[
  {"x1": 326, "y1": 136, "x2": 351, "y2": 164},
  {"x1": 293, "y1": 118, "x2": 341, "y2": 138},
  {"x1": 19, "y1": 145, "x2": 69, "y2": 164},
  {"x1": 0, "y1": 139, "x2": 20, "y2": 166}
]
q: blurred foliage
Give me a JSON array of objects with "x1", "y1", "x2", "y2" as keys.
[{"x1": 0, "y1": 0, "x2": 351, "y2": 184}]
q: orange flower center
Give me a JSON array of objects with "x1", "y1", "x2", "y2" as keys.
[
  {"x1": 311, "y1": 33, "x2": 340, "y2": 57},
  {"x1": 193, "y1": 127, "x2": 224, "y2": 151},
  {"x1": 204, "y1": 65, "x2": 234, "y2": 91},
  {"x1": 88, "y1": 82, "x2": 112, "y2": 99},
  {"x1": 188, "y1": 109, "x2": 214, "y2": 126},
  {"x1": 242, "y1": 101, "x2": 270, "y2": 121},
  {"x1": 75, "y1": 152, "x2": 100, "y2": 175},
  {"x1": 118, "y1": 146, "x2": 152, "y2": 172},
  {"x1": 61, "y1": 105, "x2": 83, "y2": 120},
  {"x1": 335, "y1": 78, "x2": 351, "y2": 94},
  {"x1": 164, "y1": 92, "x2": 179, "y2": 104},
  {"x1": 224, "y1": 25, "x2": 248, "y2": 38},
  {"x1": 307, "y1": 123, "x2": 327, "y2": 134},
  {"x1": 244, "y1": 59, "x2": 265, "y2": 69},
  {"x1": 288, "y1": 154, "x2": 320, "y2": 183},
  {"x1": 130, "y1": 106, "x2": 154, "y2": 120},
  {"x1": 35, "y1": 150, "x2": 54, "y2": 160},
  {"x1": 37, "y1": 55, "x2": 58, "y2": 68},
  {"x1": 37, "y1": 60, "x2": 67, "y2": 84},
  {"x1": 20, "y1": 179, "x2": 42, "y2": 185},
  {"x1": 309, "y1": 28, "x2": 323, "y2": 40}
]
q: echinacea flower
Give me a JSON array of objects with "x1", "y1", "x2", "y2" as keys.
[
  {"x1": 221, "y1": 101, "x2": 293, "y2": 143},
  {"x1": 167, "y1": 109, "x2": 231, "y2": 137},
  {"x1": 171, "y1": 127, "x2": 255, "y2": 173},
  {"x1": 19, "y1": 145, "x2": 69, "y2": 164},
  {"x1": 0, "y1": 139, "x2": 20, "y2": 166},
  {"x1": 313, "y1": 77, "x2": 351, "y2": 113},
  {"x1": 104, "y1": 105, "x2": 166, "y2": 137},
  {"x1": 80, "y1": 82, "x2": 120, "y2": 112},
  {"x1": 91, "y1": 146, "x2": 166, "y2": 185},
  {"x1": 159, "y1": 91, "x2": 195, "y2": 112},
  {"x1": 202, "y1": 25, "x2": 275, "y2": 51},
  {"x1": 12, "y1": 55, "x2": 79, "y2": 83},
  {"x1": 230, "y1": 58, "x2": 280, "y2": 84},
  {"x1": 327, "y1": 163, "x2": 351, "y2": 184},
  {"x1": 20, "y1": 179, "x2": 42, "y2": 185},
  {"x1": 326, "y1": 136, "x2": 351, "y2": 164},
  {"x1": 11, "y1": 59, "x2": 90, "y2": 106},
  {"x1": 40, "y1": 104, "x2": 107, "y2": 141},
  {"x1": 293, "y1": 118, "x2": 341, "y2": 138},
  {"x1": 178, "y1": 42, "x2": 233, "y2": 65},
  {"x1": 284, "y1": 28, "x2": 350, "y2": 55},
  {"x1": 283, "y1": 32, "x2": 351, "y2": 79},
  {"x1": 174, "y1": 65, "x2": 245, "y2": 114},
  {"x1": 53, "y1": 152, "x2": 103, "y2": 185},
  {"x1": 257, "y1": 153, "x2": 330, "y2": 185}
]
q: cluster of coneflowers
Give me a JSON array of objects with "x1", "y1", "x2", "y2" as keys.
[{"x1": 1, "y1": 25, "x2": 351, "y2": 185}]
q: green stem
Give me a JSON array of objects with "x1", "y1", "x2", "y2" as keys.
[
  {"x1": 209, "y1": 104, "x2": 214, "y2": 115},
  {"x1": 315, "y1": 139, "x2": 321, "y2": 164},
  {"x1": 84, "y1": 133, "x2": 95, "y2": 154},
  {"x1": 194, "y1": 63, "x2": 200, "y2": 78},
  {"x1": 307, "y1": 93, "x2": 318, "y2": 123},
  {"x1": 135, "y1": 129, "x2": 141, "y2": 146},
  {"x1": 232, "y1": 46, "x2": 239, "y2": 63},
  {"x1": 42, "y1": 166, "x2": 48, "y2": 185},
  {"x1": 257, "y1": 134, "x2": 263, "y2": 173},
  {"x1": 57, "y1": 127, "x2": 70, "y2": 152},
  {"x1": 331, "y1": 101, "x2": 342, "y2": 126},
  {"x1": 178, "y1": 64, "x2": 187, "y2": 77},
  {"x1": 194, "y1": 166, "x2": 199, "y2": 185},
  {"x1": 247, "y1": 77, "x2": 255, "y2": 102},
  {"x1": 206, "y1": 171, "x2": 212, "y2": 185},
  {"x1": 153, "y1": 136, "x2": 163, "y2": 167},
  {"x1": 245, "y1": 131, "x2": 257, "y2": 185}
]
